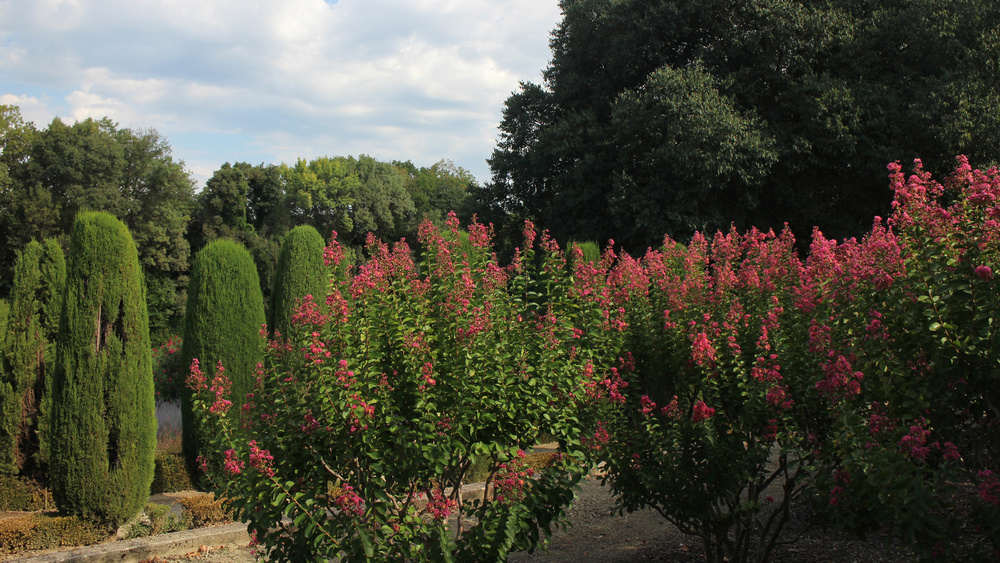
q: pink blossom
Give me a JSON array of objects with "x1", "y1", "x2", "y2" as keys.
[
  {"x1": 691, "y1": 400, "x2": 715, "y2": 422},
  {"x1": 334, "y1": 483, "x2": 364, "y2": 516},
  {"x1": 978, "y1": 470, "x2": 1000, "y2": 506},
  {"x1": 690, "y1": 332, "x2": 716, "y2": 367},
  {"x1": 640, "y1": 395, "x2": 657, "y2": 416},
  {"x1": 493, "y1": 450, "x2": 535, "y2": 504},
  {"x1": 427, "y1": 489, "x2": 457, "y2": 519},
  {"x1": 975, "y1": 265, "x2": 993, "y2": 280},
  {"x1": 248, "y1": 440, "x2": 275, "y2": 477},
  {"x1": 223, "y1": 449, "x2": 244, "y2": 476},
  {"x1": 660, "y1": 396, "x2": 681, "y2": 418}
]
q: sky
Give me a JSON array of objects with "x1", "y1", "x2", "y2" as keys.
[{"x1": 0, "y1": 0, "x2": 563, "y2": 187}]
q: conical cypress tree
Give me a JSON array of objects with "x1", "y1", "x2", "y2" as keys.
[
  {"x1": 35, "y1": 238, "x2": 66, "y2": 469},
  {"x1": 268, "y1": 225, "x2": 327, "y2": 339},
  {"x1": 0, "y1": 239, "x2": 65, "y2": 476},
  {"x1": 181, "y1": 239, "x2": 265, "y2": 476},
  {"x1": 49, "y1": 212, "x2": 155, "y2": 528}
]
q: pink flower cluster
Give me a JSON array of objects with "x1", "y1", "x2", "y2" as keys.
[
  {"x1": 691, "y1": 400, "x2": 715, "y2": 422},
  {"x1": 640, "y1": 395, "x2": 657, "y2": 416},
  {"x1": 290, "y1": 294, "x2": 330, "y2": 327},
  {"x1": 335, "y1": 483, "x2": 364, "y2": 517},
  {"x1": 323, "y1": 231, "x2": 346, "y2": 267},
  {"x1": 223, "y1": 449, "x2": 244, "y2": 476},
  {"x1": 690, "y1": 332, "x2": 716, "y2": 367},
  {"x1": 660, "y1": 396, "x2": 681, "y2": 418},
  {"x1": 248, "y1": 440, "x2": 275, "y2": 477},
  {"x1": 978, "y1": 470, "x2": 1000, "y2": 506},
  {"x1": 494, "y1": 450, "x2": 535, "y2": 504},
  {"x1": 205, "y1": 360, "x2": 233, "y2": 415},
  {"x1": 815, "y1": 353, "x2": 864, "y2": 400},
  {"x1": 829, "y1": 470, "x2": 849, "y2": 507},
  {"x1": 427, "y1": 488, "x2": 458, "y2": 520},
  {"x1": 898, "y1": 420, "x2": 932, "y2": 461}
]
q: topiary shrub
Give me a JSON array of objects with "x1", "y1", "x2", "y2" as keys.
[
  {"x1": 0, "y1": 239, "x2": 65, "y2": 476},
  {"x1": 268, "y1": 225, "x2": 327, "y2": 339},
  {"x1": 123, "y1": 502, "x2": 191, "y2": 539},
  {"x1": 152, "y1": 452, "x2": 194, "y2": 493},
  {"x1": 34, "y1": 238, "x2": 66, "y2": 470},
  {"x1": 181, "y1": 239, "x2": 265, "y2": 479},
  {"x1": 0, "y1": 473, "x2": 47, "y2": 511},
  {"x1": 0, "y1": 513, "x2": 107, "y2": 556},
  {"x1": 179, "y1": 493, "x2": 233, "y2": 528},
  {"x1": 49, "y1": 212, "x2": 156, "y2": 529}
]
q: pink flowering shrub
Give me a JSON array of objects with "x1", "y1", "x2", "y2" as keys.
[
  {"x1": 808, "y1": 158, "x2": 1000, "y2": 559},
  {"x1": 187, "y1": 215, "x2": 621, "y2": 561},
  {"x1": 600, "y1": 158, "x2": 1000, "y2": 561},
  {"x1": 598, "y1": 224, "x2": 846, "y2": 563}
]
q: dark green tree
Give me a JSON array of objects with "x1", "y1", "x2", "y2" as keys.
[
  {"x1": 0, "y1": 105, "x2": 42, "y2": 297},
  {"x1": 181, "y1": 239, "x2": 265, "y2": 475},
  {"x1": 484, "y1": 0, "x2": 1000, "y2": 253},
  {"x1": 49, "y1": 212, "x2": 155, "y2": 527},
  {"x1": 0, "y1": 239, "x2": 65, "y2": 476},
  {"x1": 3, "y1": 114, "x2": 196, "y2": 335},
  {"x1": 190, "y1": 162, "x2": 288, "y2": 316},
  {"x1": 268, "y1": 225, "x2": 327, "y2": 339},
  {"x1": 34, "y1": 238, "x2": 66, "y2": 469},
  {"x1": 115, "y1": 127, "x2": 196, "y2": 336}
]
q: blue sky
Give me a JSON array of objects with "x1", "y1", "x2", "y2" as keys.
[{"x1": 0, "y1": 0, "x2": 562, "y2": 187}]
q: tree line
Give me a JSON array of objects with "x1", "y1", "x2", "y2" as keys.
[
  {"x1": 479, "y1": 0, "x2": 1000, "y2": 255},
  {"x1": 0, "y1": 105, "x2": 478, "y2": 335}
]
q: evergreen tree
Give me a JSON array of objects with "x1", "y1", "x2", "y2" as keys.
[
  {"x1": 0, "y1": 239, "x2": 64, "y2": 476},
  {"x1": 181, "y1": 239, "x2": 265, "y2": 475},
  {"x1": 34, "y1": 238, "x2": 66, "y2": 468},
  {"x1": 49, "y1": 212, "x2": 155, "y2": 527},
  {"x1": 0, "y1": 242, "x2": 42, "y2": 476},
  {"x1": 269, "y1": 225, "x2": 327, "y2": 339}
]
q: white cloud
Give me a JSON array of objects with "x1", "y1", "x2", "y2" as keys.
[
  {"x1": 0, "y1": 93, "x2": 54, "y2": 126},
  {"x1": 0, "y1": 0, "x2": 563, "y2": 184}
]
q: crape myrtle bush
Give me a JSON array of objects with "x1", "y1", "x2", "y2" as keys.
[
  {"x1": 598, "y1": 157, "x2": 1000, "y2": 562},
  {"x1": 188, "y1": 158, "x2": 1000, "y2": 561},
  {"x1": 810, "y1": 157, "x2": 1000, "y2": 560},
  {"x1": 190, "y1": 214, "x2": 626, "y2": 561},
  {"x1": 596, "y1": 225, "x2": 835, "y2": 563}
]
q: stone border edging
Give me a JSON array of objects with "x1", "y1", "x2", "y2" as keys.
[
  {"x1": 11, "y1": 522, "x2": 251, "y2": 563},
  {"x1": 10, "y1": 480, "x2": 497, "y2": 562}
]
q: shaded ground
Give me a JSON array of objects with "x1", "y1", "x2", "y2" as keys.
[{"x1": 145, "y1": 474, "x2": 914, "y2": 562}]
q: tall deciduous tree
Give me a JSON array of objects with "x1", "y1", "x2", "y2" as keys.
[
  {"x1": 282, "y1": 155, "x2": 416, "y2": 247},
  {"x1": 49, "y1": 212, "x2": 155, "y2": 528},
  {"x1": 181, "y1": 239, "x2": 265, "y2": 476},
  {"x1": 2, "y1": 114, "x2": 195, "y2": 335},
  {"x1": 484, "y1": 0, "x2": 1000, "y2": 253},
  {"x1": 395, "y1": 159, "x2": 477, "y2": 227}
]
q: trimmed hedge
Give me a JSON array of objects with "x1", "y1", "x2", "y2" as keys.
[
  {"x1": 180, "y1": 239, "x2": 265, "y2": 478},
  {"x1": 49, "y1": 212, "x2": 155, "y2": 528},
  {"x1": 268, "y1": 225, "x2": 327, "y2": 339}
]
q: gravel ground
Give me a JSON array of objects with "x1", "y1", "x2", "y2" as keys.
[{"x1": 145, "y1": 474, "x2": 915, "y2": 562}]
